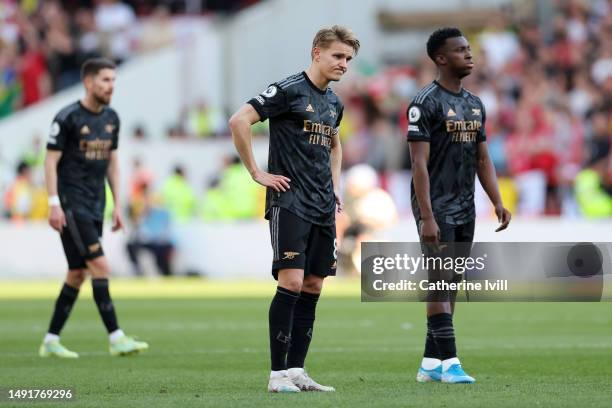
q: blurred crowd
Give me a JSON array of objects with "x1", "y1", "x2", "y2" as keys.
[
  {"x1": 0, "y1": 0, "x2": 260, "y2": 117},
  {"x1": 2, "y1": 0, "x2": 612, "y2": 233},
  {"x1": 333, "y1": 0, "x2": 612, "y2": 220},
  {"x1": 126, "y1": 0, "x2": 612, "y2": 220}
]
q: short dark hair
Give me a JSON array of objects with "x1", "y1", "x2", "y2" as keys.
[
  {"x1": 81, "y1": 58, "x2": 116, "y2": 79},
  {"x1": 426, "y1": 27, "x2": 464, "y2": 62}
]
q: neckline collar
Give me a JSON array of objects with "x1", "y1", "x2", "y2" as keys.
[
  {"x1": 433, "y1": 80, "x2": 464, "y2": 97},
  {"x1": 79, "y1": 100, "x2": 105, "y2": 115},
  {"x1": 302, "y1": 71, "x2": 328, "y2": 95}
]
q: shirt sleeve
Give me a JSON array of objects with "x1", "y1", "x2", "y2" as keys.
[
  {"x1": 406, "y1": 102, "x2": 434, "y2": 142},
  {"x1": 46, "y1": 114, "x2": 69, "y2": 151},
  {"x1": 477, "y1": 101, "x2": 487, "y2": 143},
  {"x1": 334, "y1": 104, "x2": 344, "y2": 134},
  {"x1": 112, "y1": 115, "x2": 120, "y2": 150},
  {"x1": 246, "y1": 84, "x2": 290, "y2": 121}
]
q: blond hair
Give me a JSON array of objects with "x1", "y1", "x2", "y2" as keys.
[{"x1": 311, "y1": 25, "x2": 360, "y2": 59}]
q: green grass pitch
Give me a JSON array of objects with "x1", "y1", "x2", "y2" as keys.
[{"x1": 1, "y1": 279, "x2": 611, "y2": 407}]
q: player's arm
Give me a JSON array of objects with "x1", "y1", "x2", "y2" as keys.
[
  {"x1": 408, "y1": 141, "x2": 439, "y2": 244},
  {"x1": 229, "y1": 104, "x2": 290, "y2": 192},
  {"x1": 476, "y1": 142, "x2": 511, "y2": 231},
  {"x1": 330, "y1": 130, "x2": 343, "y2": 212},
  {"x1": 475, "y1": 102, "x2": 510, "y2": 232},
  {"x1": 44, "y1": 150, "x2": 66, "y2": 232},
  {"x1": 107, "y1": 150, "x2": 124, "y2": 232},
  {"x1": 407, "y1": 102, "x2": 439, "y2": 244}
]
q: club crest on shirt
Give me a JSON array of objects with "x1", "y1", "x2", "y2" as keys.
[
  {"x1": 80, "y1": 125, "x2": 91, "y2": 135},
  {"x1": 105, "y1": 124, "x2": 115, "y2": 133}
]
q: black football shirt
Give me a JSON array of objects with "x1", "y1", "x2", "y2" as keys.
[
  {"x1": 47, "y1": 101, "x2": 120, "y2": 221},
  {"x1": 247, "y1": 71, "x2": 344, "y2": 226},
  {"x1": 406, "y1": 81, "x2": 486, "y2": 225}
]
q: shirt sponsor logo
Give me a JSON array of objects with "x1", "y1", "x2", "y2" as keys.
[
  {"x1": 255, "y1": 95, "x2": 265, "y2": 105},
  {"x1": 445, "y1": 120, "x2": 482, "y2": 142},
  {"x1": 303, "y1": 120, "x2": 333, "y2": 136},
  {"x1": 408, "y1": 106, "x2": 421, "y2": 123},
  {"x1": 303, "y1": 120, "x2": 333, "y2": 148},
  {"x1": 79, "y1": 138, "x2": 113, "y2": 160},
  {"x1": 408, "y1": 125, "x2": 420, "y2": 132}
]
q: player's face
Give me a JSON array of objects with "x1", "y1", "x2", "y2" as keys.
[
  {"x1": 441, "y1": 36, "x2": 474, "y2": 78},
  {"x1": 88, "y1": 68, "x2": 116, "y2": 105},
  {"x1": 315, "y1": 41, "x2": 354, "y2": 82}
]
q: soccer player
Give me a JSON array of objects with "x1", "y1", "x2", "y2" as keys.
[
  {"x1": 229, "y1": 26, "x2": 360, "y2": 393},
  {"x1": 40, "y1": 58, "x2": 148, "y2": 358},
  {"x1": 407, "y1": 28, "x2": 511, "y2": 383}
]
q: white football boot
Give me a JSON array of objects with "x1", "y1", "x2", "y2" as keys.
[
  {"x1": 288, "y1": 368, "x2": 335, "y2": 392},
  {"x1": 268, "y1": 370, "x2": 301, "y2": 393}
]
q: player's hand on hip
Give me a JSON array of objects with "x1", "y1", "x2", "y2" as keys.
[
  {"x1": 334, "y1": 191, "x2": 343, "y2": 213},
  {"x1": 49, "y1": 206, "x2": 66, "y2": 232},
  {"x1": 494, "y1": 205, "x2": 511, "y2": 232},
  {"x1": 252, "y1": 170, "x2": 291, "y2": 192},
  {"x1": 111, "y1": 208, "x2": 124, "y2": 232},
  {"x1": 420, "y1": 217, "x2": 441, "y2": 251}
]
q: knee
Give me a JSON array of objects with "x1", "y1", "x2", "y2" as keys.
[
  {"x1": 87, "y1": 257, "x2": 110, "y2": 278},
  {"x1": 302, "y1": 277, "x2": 324, "y2": 294},
  {"x1": 281, "y1": 279, "x2": 303, "y2": 293},
  {"x1": 66, "y1": 269, "x2": 86, "y2": 288}
]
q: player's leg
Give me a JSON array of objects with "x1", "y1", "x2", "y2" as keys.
[
  {"x1": 417, "y1": 300, "x2": 450, "y2": 382},
  {"x1": 267, "y1": 207, "x2": 309, "y2": 393},
  {"x1": 440, "y1": 221, "x2": 476, "y2": 383},
  {"x1": 86, "y1": 255, "x2": 149, "y2": 356},
  {"x1": 71, "y1": 216, "x2": 147, "y2": 356},
  {"x1": 268, "y1": 267, "x2": 303, "y2": 392},
  {"x1": 419, "y1": 221, "x2": 470, "y2": 382},
  {"x1": 416, "y1": 221, "x2": 452, "y2": 381},
  {"x1": 39, "y1": 219, "x2": 89, "y2": 358},
  {"x1": 286, "y1": 274, "x2": 323, "y2": 370},
  {"x1": 449, "y1": 220, "x2": 475, "y2": 314},
  {"x1": 287, "y1": 224, "x2": 336, "y2": 392},
  {"x1": 40, "y1": 269, "x2": 85, "y2": 358}
]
